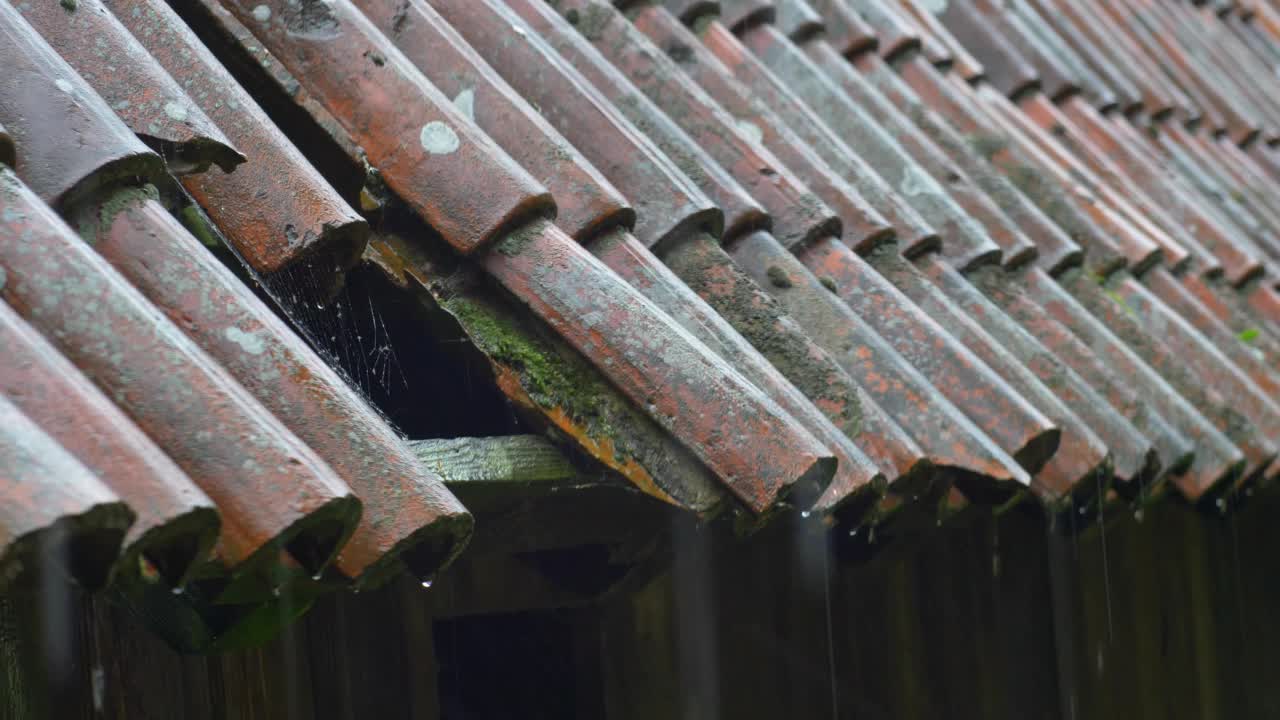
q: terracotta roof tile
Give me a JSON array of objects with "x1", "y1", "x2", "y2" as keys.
[
  {"x1": 692, "y1": 16, "x2": 941, "y2": 255},
  {"x1": 895, "y1": 0, "x2": 988, "y2": 82},
  {"x1": 216, "y1": 0, "x2": 838, "y2": 513},
  {"x1": 397, "y1": 0, "x2": 882, "y2": 517},
  {"x1": 0, "y1": 6, "x2": 161, "y2": 205},
  {"x1": 183, "y1": 0, "x2": 733, "y2": 518},
  {"x1": 356, "y1": 0, "x2": 635, "y2": 243},
  {"x1": 0, "y1": 8, "x2": 367, "y2": 583},
  {"x1": 932, "y1": 0, "x2": 1040, "y2": 99},
  {"x1": 218, "y1": 0, "x2": 553, "y2": 257},
  {"x1": 1014, "y1": 0, "x2": 1138, "y2": 114},
  {"x1": 556, "y1": 0, "x2": 842, "y2": 250},
  {"x1": 835, "y1": 0, "x2": 921, "y2": 61},
  {"x1": 14, "y1": 0, "x2": 245, "y2": 175},
  {"x1": 801, "y1": 0, "x2": 879, "y2": 59},
  {"x1": 768, "y1": 0, "x2": 1269, "y2": 499},
  {"x1": 720, "y1": 4, "x2": 1059, "y2": 476},
  {"x1": 0, "y1": 393, "x2": 133, "y2": 592},
  {"x1": 365, "y1": 228, "x2": 729, "y2": 514},
  {"x1": 0, "y1": 297, "x2": 218, "y2": 587},
  {"x1": 635, "y1": 4, "x2": 893, "y2": 251},
  {"x1": 0, "y1": 163, "x2": 361, "y2": 579},
  {"x1": 110, "y1": 0, "x2": 369, "y2": 280}
]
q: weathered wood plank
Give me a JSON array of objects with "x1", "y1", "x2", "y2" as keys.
[{"x1": 410, "y1": 436, "x2": 582, "y2": 488}]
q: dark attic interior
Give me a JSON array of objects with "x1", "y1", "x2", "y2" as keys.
[{"x1": 5, "y1": 0, "x2": 1280, "y2": 718}]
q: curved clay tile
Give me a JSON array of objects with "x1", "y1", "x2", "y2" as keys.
[
  {"x1": 0, "y1": 299, "x2": 219, "y2": 587},
  {"x1": 431, "y1": 0, "x2": 886, "y2": 519},
  {"x1": 0, "y1": 393, "x2": 133, "y2": 593},
  {"x1": 14, "y1": 0, "x2": 244, "y2": 174},
  {"x1": 219, "y1": 0, "x2": 838, "y2": 513},
  {"x1": 109, "y1": 0, "x2": 368, "y2": 279},
  {"x1": 0, "y1": 2, "x2": 162, "y2": 206},
  {"x1": 0, "y1": 168, "x2": 359, "y2": 580}
]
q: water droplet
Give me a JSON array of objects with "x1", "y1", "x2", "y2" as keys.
[
  {"x1": 272, "y1": 587, "x2": 281, "y2": 597},
  {"x1": 421, "y1": 579, "x2": 434, "y2": 589},
  {"x1": 800, "y1": 510, "x2": 811, "y2": 518},
  {"x1": 170, "y1": 586, "x2": 183, "y2": 596}
]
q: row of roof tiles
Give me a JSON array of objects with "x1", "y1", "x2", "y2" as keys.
[{"x1": 2, "y1": 0, "x2": 1280, "y2": 649}]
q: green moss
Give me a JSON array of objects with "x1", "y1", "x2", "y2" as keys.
[
  {"x1": 444, "y1": 295, "x2": 616, "y2": 441},
  {"x1": 74, "y1": 184, "x2": 159, "y2": 246},
  {"x1": 967, "y1": 132, "x2": 1009, "y2": 159},
  {"x1": 1239, "y1": 327, "x2": 1260, "y2": 344},
  {"x1": 766, "y1": 265, "x2": 793, "y2": 288},
  {"x1": 492, "y1": 222, "x2": 541, "y2": 258},
  {"x1": 567, "y1": 3, "x2": 613, "y2": 41},
  {"x1": 179, "y1": 205, "x2": 223, "y2": 250},
  {"x1": 1104, "y1": 289, "x2": 1137, "y2": 319}
]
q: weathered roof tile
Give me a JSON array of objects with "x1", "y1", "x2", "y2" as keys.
[
  {"x1": 400, "y1": 0, "x2": 882, "y2": 516},
  {"x1": 0, "y1": 297, "x2": 218, "y2": 587},
  {"x1": 0, "y1": 164, "x2": 359, "y2": 579},
  {"x1": 219, "y1": 0, "x2": 838, "y2": 512},
  {"x1": 15, "y1": 0, "x2": 245, "y2": 175},
  {"x1": 0, "y1": 393, "x2": 133, "y2": 592},
  {"x1": 110, "y1": 0, "x2": 369, "y2": 280},
  {"x1": 0, "y1": 3, "x2": 161, "y2": 205}
]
